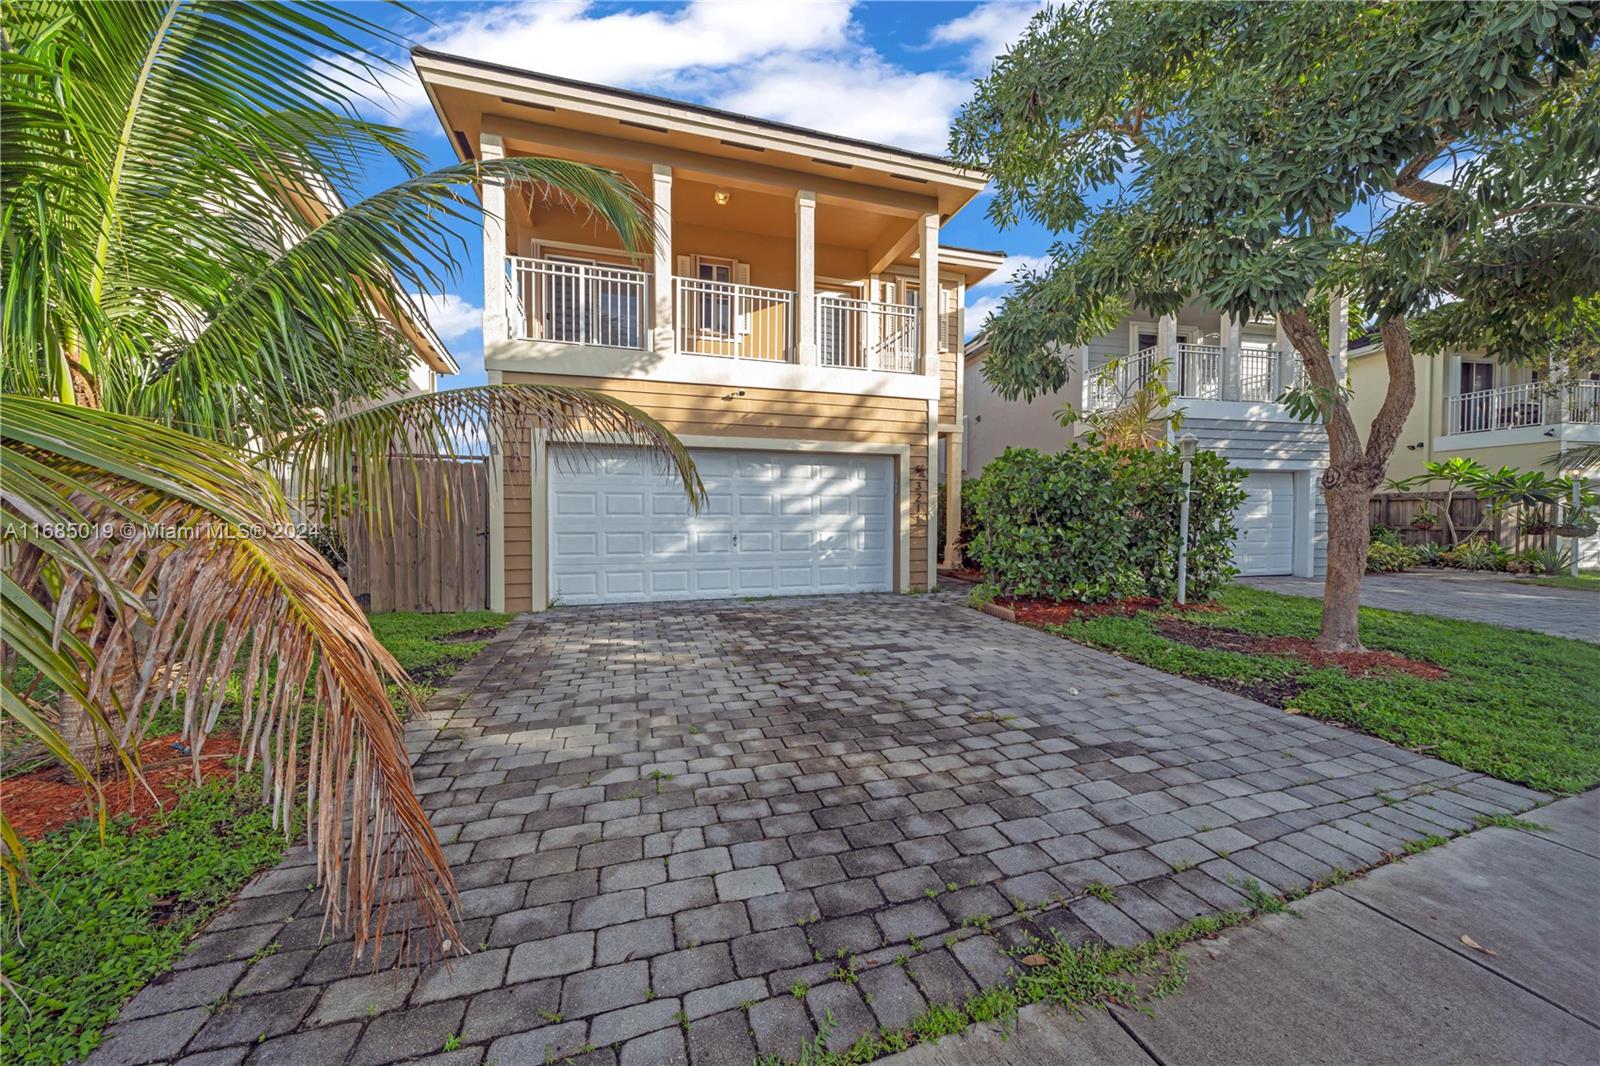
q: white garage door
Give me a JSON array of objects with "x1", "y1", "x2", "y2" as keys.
[
  {"x1": 1232, "y1": 471, "x2": 1296, "y2": 576},
  {"x1": 549, "y1": 445, "x2": 894, "y2": 604}
]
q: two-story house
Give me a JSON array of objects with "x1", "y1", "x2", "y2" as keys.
[
  {"x1": 1346, "y1": 339, "x2": 1600, "y2": 483},
  {"x1": 413, "y1": 48, "x2": 1002, "y2": 610},
  {"x1": 965, "y1": 303, "x2": 1342, "y2": 577}
]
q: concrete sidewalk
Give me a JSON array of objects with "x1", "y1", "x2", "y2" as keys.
[{"x1": 886, "y1": 790, "x2": 1600, "y2": 1066}]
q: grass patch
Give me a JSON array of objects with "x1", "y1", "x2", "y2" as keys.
[
  {"x1": 0, "y1": 780, "x2": 290, "y2": 1066},
  {"x1": 368, "y1": 610, "x2": 511, "y2": 697},
  {"x1": 1513, "y1": 571, "x2": 1600, "y2": 592},
  {"x1": 1046, "y1": 586, "x2": 1600, "y2": 794},
  {"x1": 0, "y1": 610, "x2": 507, "y2": 1064}
]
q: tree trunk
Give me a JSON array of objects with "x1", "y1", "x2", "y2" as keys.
[
  {"x1": 1277, "y1": 310, "x2": 1417, "y2": 653},
  {"x1": 58, "y1": 694, "x2": 104, "y2": 774},
  {"x1": 1320, "y1": 481, "x2": 1373, "y2": 651}
]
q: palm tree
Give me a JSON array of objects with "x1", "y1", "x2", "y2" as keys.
[{"x1": 1, "y1": 1, "x2": 700, "y2": 962}]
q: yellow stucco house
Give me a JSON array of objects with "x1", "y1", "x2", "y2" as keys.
[
  {"x1": 413, "y1": 48, "x2": 1002, "y2": 610},
  {"x1": 1347, "y1": 336, "x2": 1600, "y2": 563},
  {"x1": 1348, "y1": 337, "x2": 1600, "y2": 484}
]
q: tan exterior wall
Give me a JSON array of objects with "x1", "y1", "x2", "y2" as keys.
[
  {"x1": 1348, "y1": 350, "x2": 1439, "y2": 484},
  {"x1": 498, "y1": 371, "x2": 931, "y2": 610}
]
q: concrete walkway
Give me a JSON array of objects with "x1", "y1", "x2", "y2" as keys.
[
  {"x1": 887, "y1": 789, "x2": 1600, "y2": 1066},
  {"x1": 1240, "y1": 571, "x2": 1599, "y2": 643}
]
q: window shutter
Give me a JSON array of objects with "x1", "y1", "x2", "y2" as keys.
[
  {"x1": 675, "y1": 255, "x2": 691, "y2": 277},
  {"x1": 939, "y1": 285, "x2": 959, "y2": 353},
  {"x1": 734, "y1": 261, "x2": 751, "y2": 335}
]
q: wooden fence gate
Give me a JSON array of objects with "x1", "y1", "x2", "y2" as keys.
[{"x1": 344, "y1": 456, "x2": 490, "y2": 613}]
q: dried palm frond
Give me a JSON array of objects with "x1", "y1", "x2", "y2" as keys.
[
  {"x1": 274, "y1": 384, "x2": 707, "y2": 532},
  {"x1": 2, "y1": 396, "x2": 457, "y2": 963}
]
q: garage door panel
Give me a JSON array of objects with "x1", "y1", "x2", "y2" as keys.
[
  {"x1": 549, "y1": 445, "x2": 894, "y2": 604},
  {"x1": 1232, "y1": 471, "x2": 1295, "y2": 576}
]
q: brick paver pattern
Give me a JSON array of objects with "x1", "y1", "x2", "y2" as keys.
[{"x1": 89, "y1": 593, "x2": 1546, "y2": 1066}]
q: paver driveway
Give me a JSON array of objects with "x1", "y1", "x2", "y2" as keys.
[
  {"x1": 1240, "y1": 571, "x2": 1599, "y2": 642},
  {"x1": 90, "y1": 593, "x2": 1545, "y2": 1066}
]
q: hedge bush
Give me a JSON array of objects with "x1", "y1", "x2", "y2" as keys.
[{"x1": 966, "y1": 445, "x2": 1247, "y2": 602}]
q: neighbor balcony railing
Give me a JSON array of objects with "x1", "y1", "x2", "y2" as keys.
[
  {"x1": 507, "y1": 255, "x2": 648, "y2": 349},
  {"x1": 1446, "y1": 381, "x2": 1600, "y2": 434},
  {"x1": 816, "y1": 294, "x2": 921, "y2": 374},
  {"x1": 1089, "y1": 342, "x2": 1301, "y2": 410},
  {"x1": 673, "y1": 276, "x2": 793, "y2": 362}
]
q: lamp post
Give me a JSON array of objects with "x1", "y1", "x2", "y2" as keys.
[{"x1": 1177, "y1": 433, "x2": 1198, "y2": 605}]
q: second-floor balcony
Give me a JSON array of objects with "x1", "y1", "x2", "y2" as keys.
[
  {"x1": 1089, "y1": 342, "x2": 1302, "y2": 410},
  {"x1": 505, "y1": 255, "x2": 924, "y2": 374},
  {"x1": 1445, "y1": 380, "x2": 1600, "y2": 435}
]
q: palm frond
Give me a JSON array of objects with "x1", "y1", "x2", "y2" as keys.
[
  {"x1": 272, "y1": 383, "x2": 706, "y2": 529},
  {"x1": 1, "y1": 396, "x2": 459, "y2": 962}
]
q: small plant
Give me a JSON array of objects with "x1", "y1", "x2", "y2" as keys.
[
  {"x1": 247, "y1": 941, "x2": 280, "y2": 965},
  {"x1": 1170, "y1": 859, "x2": 1194, "y2": 873},
  {"x1": 1473, "y1": 813, "x2": 1551, "y2": 832},
  {"x1": 443, "y1": 1034, "x2": 461, "y2": 1053},
  {"x1": 674, "y1": 1009, "x2": 690, "y2": 1032},
  {"x1": 647, "y1": 769, "x2": 675, "y2": 794},
  {"x1": 537, "y1": 1009, "x2": 563, "y2": 1024},
  {"x1": 831, "y1": 963, "x2": 859, "y2": 985},
  {"x1": 1410, "y1": 505, "x2": 1438, "y2": 530},
  {"x1": 790, "y1": 981, "x2": 809, "y2": 999},
  {"x1": 1242, "y1": 878, "x2": 1294, "y2": 915},
  {"x1": 1403, "y1": 834, "x2": 1451, "y2": 855},
  {"x1": 1083, "y1": 881, "x2": 1116, "y2": 903}
]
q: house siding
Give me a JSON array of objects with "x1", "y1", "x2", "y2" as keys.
[
  {"x1": 1184, "y1": 413, "x2": 1330, "y2": 576},
  {"x1": 498, "y1": 371, "x2": 931, "y2": 611}
]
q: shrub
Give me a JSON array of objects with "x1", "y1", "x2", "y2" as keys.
[
  {"x1": 1370, "y1": 525, "x2": 1404, "y2": 548},
  {"x1": 1533, "y1": 546, "x2": 1573, "y2": 575},
  {"x1": 1366, "y1": 542, "x2": 1419, "y2": 573},
  {"x1": 1441, "y1": 538, "x2": 1508, "y2": 571},
  {"x1": 1411, "y1": 541, "x2": 1445, "y2": 566},
  {"x1": 966, "y1": 444, "x2": 1246, "y2": 603}
]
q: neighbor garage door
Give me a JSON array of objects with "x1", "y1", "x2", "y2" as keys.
[
  {"x1": 1231, "y1": 470, "x2": 1295, "y2": 575},
  {"x1": 548, "y1": 445, "x2": 894, "y2": 604}
]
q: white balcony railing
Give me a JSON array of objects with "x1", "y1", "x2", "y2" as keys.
[
  {"x1": 1446, "y1": 381, "x2": 1600, "y2": 434},
  {"x1": 507, "y1": 256, "x2": 648, "y2": 349},
  {"x1": 673, "y1": 276, "x2": 793, "y2": 362},
  {"x1": 816, "y1": 294, "x2": 920, "y2": 373},
  {"x1": 1566, "y1": 380, "x2": 1600, "y2": 424},
  {"x1": 1240, "y1": 343, "x2": 1292, "y2": 401},
  {"x1": 1089, "y1": 345, "x2": 1163, "y2": 409},
  {"x1": 1447, "y1": 382, "x2": 1547, "y2": 434},
  {"x1": 1178, "y1": 343, "x2": 1223, "y2": 399}
]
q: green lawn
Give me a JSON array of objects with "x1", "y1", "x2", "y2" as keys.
[
  {"x1": 1047, "y1": 586, "x2": 1600, "y2": 795},
  {"x1": 1, "y1": 610, "x2": 511, "y2": 1066},
  {"x1": 1514, "y1": 571, "x2": 1600, "y2": 593}
]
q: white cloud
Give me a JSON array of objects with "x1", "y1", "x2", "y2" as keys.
[
  {"x1": 379, "y1": 0, "x2": 968, "y2": 156},
  {"x1": 408, "y1": 291, "x2": 481, "y2": 343},
  {"x1": 970, "y1": 252, "x2": 1049, "y2": 292},
  {"x1": 712, "y1": 55, "x2": 970, "y2": 155},
  {"x1": 929, "y1": 1, "x2": 1045, "y2": 72},
  {"x1": 964, "y1": 292, "x2": 1005, "y2": 339},
  {"x1": 381, "y1": 0, "x2": 854, "y2": 122}
]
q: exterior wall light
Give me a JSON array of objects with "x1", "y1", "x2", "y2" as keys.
[{"x1": 713, "y1": 189, "x2": 731, "y2": 205}]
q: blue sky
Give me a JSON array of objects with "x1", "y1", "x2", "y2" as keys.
[{"x1": 346, "y1": 0, "x2": 1055, "y2": 386}]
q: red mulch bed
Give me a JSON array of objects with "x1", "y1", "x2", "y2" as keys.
[
  {"x1": 1152, "y1": 618, "x2": 1446, "y2": 680},
  {"x1": 1002, "y1": 595, "x2": 1225, "y2": 626},
  {"x1": 1, "y1": 731, "x2": 241, "y2": 841}
]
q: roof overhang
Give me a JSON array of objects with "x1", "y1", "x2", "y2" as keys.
[{"x1": 412, "y1": 47, "x2": 990, "y2": 220}]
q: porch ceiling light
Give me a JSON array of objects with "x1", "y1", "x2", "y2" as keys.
[{"x1": 713, "y1": 188, "x2": 731, "y2": 205}]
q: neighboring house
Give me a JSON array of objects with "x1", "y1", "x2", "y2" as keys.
[
  {"x1": 964, "y1": 303, "x2": 1340, "y2": 577},
  {"x1": 413, "y1": 48, "x2": 1003, "y2": 610},
  {"x1": 1347, "y1": 338, "x2": 1600, "y2": 564},
  {"x1": 1346, "y1": 339, "x2": 1600, "y2": 484}
]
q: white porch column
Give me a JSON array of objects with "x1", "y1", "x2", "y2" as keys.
[
  {"x1": 943, "y1": 433, "x2": 963, "y2": 568},
  {"x1": 1076, "y1": 343, "x2": 1093, "y2": 419},
  {"x1": 480, "y1": 133, "x2": 507, "y2": 344},
  {"x1": 795, "y1": 190, "x2": 818, "y2": 364},
  {"x1": 1158, "y1": 313, "x2": 1180, "y2": 393},
  {"x1": 651, "y1": 164, "x2": 674, "y2": 356},
  {"x1": 1220, "y1": 310, "x2": 1243, "y2": 400},
  {"x1": 918, "y1": 211, "x2": 940, "y2": 380},
  {"x1": 1328, "y1": 291, "x2": 1349, "y2": 383},
  {"x1": 1275, "y1": 317, "x2": 1297, "y2": 395}
]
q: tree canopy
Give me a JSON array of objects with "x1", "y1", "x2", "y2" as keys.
[{"x1": 951, "y1": 0, "x2": 1599, "y2": 400}]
